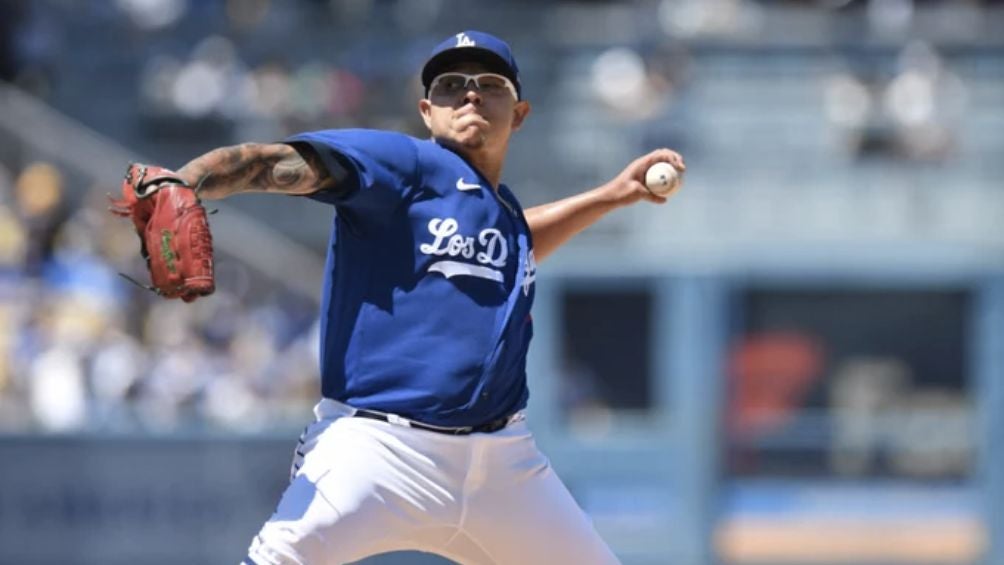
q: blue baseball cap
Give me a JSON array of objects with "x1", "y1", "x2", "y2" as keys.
[{"x1": 421, "y1": 31, "x2": 522, "y2": 100}]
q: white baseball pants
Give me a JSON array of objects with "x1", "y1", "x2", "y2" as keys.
[{"x1": 243, "y1": 399, "x2": 620, "y2": 565}]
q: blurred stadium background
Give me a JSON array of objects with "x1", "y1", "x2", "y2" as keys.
[{"x1": 1, "y1": 0, "x2": 1002, "y2": 564}]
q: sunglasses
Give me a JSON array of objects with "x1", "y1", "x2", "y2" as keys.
[{"x1": 428, "y1": 72, "x2": 518, "y2": 101}]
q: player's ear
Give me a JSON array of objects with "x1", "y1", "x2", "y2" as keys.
[
  {"x1": 418, "y1": 99, "x2": 434, "y2": 131},
  {"x1": 511, "y1": 100, "x2": 531, "y2": 132}
]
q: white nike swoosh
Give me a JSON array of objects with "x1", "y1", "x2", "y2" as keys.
[{"x1": 456, "y1": 178, "x2": 482, "y2": 191}]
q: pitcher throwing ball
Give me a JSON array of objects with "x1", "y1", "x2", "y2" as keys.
[{"x1": 113, "y1": 30, "x2": 684, "y2": 564}]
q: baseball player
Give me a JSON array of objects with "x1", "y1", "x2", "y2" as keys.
[{"x1": 113, "y1": 31, "x2": 684, "y2": 564}]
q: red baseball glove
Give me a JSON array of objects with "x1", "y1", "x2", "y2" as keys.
[{"x1": 109, "y1": 163, "x2": 215, "y2": 302}]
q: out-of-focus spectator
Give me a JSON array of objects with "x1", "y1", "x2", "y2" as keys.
[
  {"x1": 88, "y1": 327, "x2": 146, "y2": 429},
  {"x1": 883, "y1": 41, "x2": 967, "y2": 161},
  {"x1": 14, "y1": 161, "x2": 67, "y2": 276},
  {"x1": 657, "y1": 0, "x2": 764, "y2": 39},
  {"x1": 830, "y1": 356, "x2": 972, "y2": 479},
  {"x1": 0, "y1": 159, "x2": 322, "y2": 434},
  {"x1": 829, "y1": 356, "x2": 909, "y2": 476},
  {"x1": 824, "y1": 41, "x2": 967, "y2": 162},
  {"x1": 115, "y1": 0, "x2": 188, "y2": 31},
  {"x1": 588, "y1": 42, "x2": 691, "y2": 125},
  {"x1": 137, "y1": 34, "x2": 371, "y2": 141},
  {"x1": 728, "y1": 332, "x2": 825, "y2": 440},
  {"x1": 0, "y1": 302, "x2": 22, "y2": 427},
  {"x1": 29, "y1": 304, "x2": 93, "y2": 429},
  {"x1": 591, "y1": 47, "x2": 663, "y2": 121},
  {"x1": 246, "y1": 60, "x2": 293, "y2": 120},
  {"x1": 6, "y1": 1, "x2": 62, "y2": 98},
  {"x1": 0, "y1": 194, "x2": 27, "y2": 270}
]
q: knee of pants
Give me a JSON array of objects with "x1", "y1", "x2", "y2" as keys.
[
  {"x1": 248, "y1": 512, "x2": 397, "y2": 565},
  {"x1": 246, "y1": 525, "x2": 318, "y2": 565}
]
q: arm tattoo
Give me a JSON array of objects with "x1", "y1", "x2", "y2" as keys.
[{"x1": 178, "y1": 143, "x2": 334, "y2": 200}]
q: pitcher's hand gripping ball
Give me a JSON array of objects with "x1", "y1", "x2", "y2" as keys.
[
  {"x1": 644, "y1": 161, "x2": 683, "y2": 197},
  {"x1": 109, "y1": 163, "x2": 215, "y2": 302}
]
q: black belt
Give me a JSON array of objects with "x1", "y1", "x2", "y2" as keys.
[{"x1": 352, "y1": 408, "x2": 512, "y2": 435}]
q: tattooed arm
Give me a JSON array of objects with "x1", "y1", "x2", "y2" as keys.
[{"x1": 176, "y1": 143, "x2": 345, "y2": 200}]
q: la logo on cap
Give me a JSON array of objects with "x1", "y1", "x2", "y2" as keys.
[{"x1": 455, "y1": 33, "x2": 476, "y2": 47}]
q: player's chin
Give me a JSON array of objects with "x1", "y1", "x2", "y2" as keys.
[{"x1": 455, "y1": 128, "x2": 488, "y2": 149}]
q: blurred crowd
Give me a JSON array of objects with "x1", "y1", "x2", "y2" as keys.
[
  {"x1": 134, "y1": 32, "x2": 426, "y2": 146},
  {"x1": 823, "y1": 40, "x2": 968, "y2": 162},
  {"x1": 0, "y1": 0, "x2": 997, "y2": 439},
  {"x1": 0, "y1": 159, "x2": 321, "y2": 434},
  {"x1": 2, "y1": 0, "x2": 986, "y2": 172}
]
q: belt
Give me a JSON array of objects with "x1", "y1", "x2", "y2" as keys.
[{"x1": 352, "y1": 408, "x2": 514, "y2": 435}]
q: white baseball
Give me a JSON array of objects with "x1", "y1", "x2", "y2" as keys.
[{"x1": 644, "y1": 162, "x2": 682, "y2": 197}]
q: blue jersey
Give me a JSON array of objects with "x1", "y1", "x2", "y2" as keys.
[{"x1": 287, "y1": 129, "x2": 537, "y2": 427}]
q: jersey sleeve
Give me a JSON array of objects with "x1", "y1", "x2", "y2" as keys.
[{"x1": 285, "y1": 129, "x2": 420, "y2": 215}]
